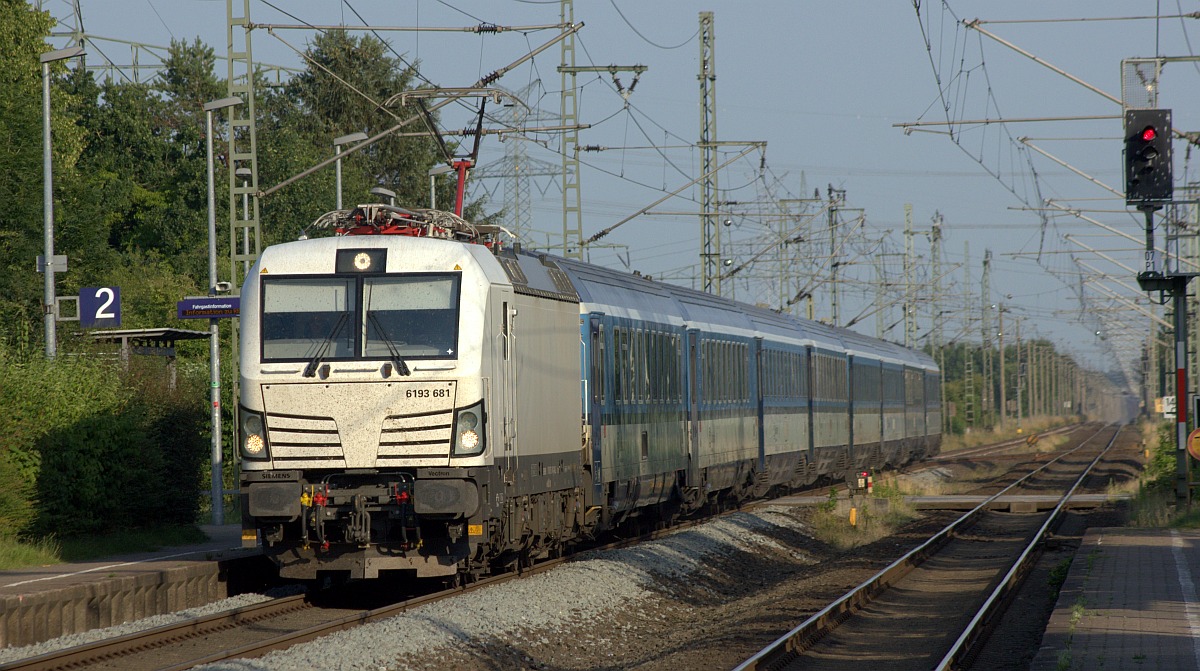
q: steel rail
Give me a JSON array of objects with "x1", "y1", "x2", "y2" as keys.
[
  {"x1": 733, "y1": 424, "x2": 1117, "y2": 671},
  {"x1": 5, "y1": 427, "x2": 1093, "y2": 671},
  {"x1": 929, "y1": 422, "x2": 1081, "y2": 462},
  {"x1": 158, "y1": 513, "x2": 723, "y2": 670},
  {"x1": 6, "y1": 506, "x2": 724, "y2": 671},
  {"x1": 0, "y1": 592, "x2": 312, "y2": 671},
  {"x1": 935, "y1": 426, "x2": 1121, "y2": 670}
]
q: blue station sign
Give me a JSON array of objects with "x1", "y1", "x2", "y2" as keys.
[
  {"x1": 177, "y1": 296, "x2": 240, "y2": 320},
  {"x1": 80, "y1": 286, "x2": 121, "y2": 328}
]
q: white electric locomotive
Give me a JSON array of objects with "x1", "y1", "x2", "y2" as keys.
[{"x1": 237, "y1": 204, "x2": 940, "y2": 580}]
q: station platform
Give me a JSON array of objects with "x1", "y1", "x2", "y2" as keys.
[
  {"x1": 0, "y1": 524, "x2": 260, "y2": 649},
  {"x1": 1031, "y1": 527, "x2": 1200, "y2": 670}
]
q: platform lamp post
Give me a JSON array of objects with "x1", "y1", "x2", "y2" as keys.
[
  {"x1": 40, "y1": 45, "x2": 85, "y2": 358},
  {"x1": 204, "y1": 95, "x2": 242, "y2": 526},
  {"x1": 428, "y1": 164, "x2": 454, "y2": 209},
  {"x1": 334, "y1": 132, "x2": 368, "y2": 210}
]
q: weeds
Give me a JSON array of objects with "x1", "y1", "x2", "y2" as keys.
[
  {"x1": 58, "y1": 525, "x2": 208, "y2": 562},
  {"x1": 806, "y1": 495, "x2": 918, "y2": 551},
  {"x1": 1048, "y1": 558, "x2": 1071, "y2": 600},
  {"x1": 0, "y1": 535, "x2": 61, "y2": 570}
]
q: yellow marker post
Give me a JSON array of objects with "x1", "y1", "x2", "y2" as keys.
[{"x1": 849, "y1": 507, "x2": 857, "y2": 527}]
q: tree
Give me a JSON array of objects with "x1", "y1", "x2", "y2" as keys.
[
  {"x1": 257, "y1": 30, "x2": 447, "y2": 243},
  {"x1": 0, "y1": 1, "x2": 84, "y2": 342}
]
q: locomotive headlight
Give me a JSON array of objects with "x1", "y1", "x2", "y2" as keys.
[
  {"x1": 452, "y1": 402, "x2": 485, "y2": 456},
  {"x1": 244, "y1": 433, "x2": 266, "y2": 456},
  {"x1": 460, "y1": 429, "x2": 480, "y2": 450},
  {"x1": 240, "y1": 407, "x2": 270, "y2": 461}
]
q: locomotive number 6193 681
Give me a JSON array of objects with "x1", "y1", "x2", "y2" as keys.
[{"x1": 405, "y1": 388, "x2": 449, "y2": 399}]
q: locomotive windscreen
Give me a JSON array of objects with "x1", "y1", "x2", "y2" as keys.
[
  {"x1": 259, "y1": 273, "x2": 461, "y2": 361},
  {"x1": 363, "y1": 275, "x2": 460, "y2": 359},
  {"x1": 261, "y1": 277, "x2": 356, "y2": 360}
]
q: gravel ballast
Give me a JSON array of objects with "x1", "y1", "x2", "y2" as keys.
[{"x1": 195, "y1": 506, "x2": 819, "y2": 671}]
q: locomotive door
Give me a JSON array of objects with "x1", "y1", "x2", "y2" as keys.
[{"x1": 494, "y1": 290, "x2": 518, "y2": 484}]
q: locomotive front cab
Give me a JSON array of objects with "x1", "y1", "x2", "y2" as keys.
[{"x1": 238, "y1": 237, "x2": 497, "y2": 579}]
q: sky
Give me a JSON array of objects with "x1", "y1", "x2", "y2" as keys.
[{"x1": 43, "y1": 0, "x2": 1200, "y2": 389}]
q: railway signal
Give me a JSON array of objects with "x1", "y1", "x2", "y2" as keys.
[{"x1": 1124, "y1": 108, "x2": 1172, "y2": 204}]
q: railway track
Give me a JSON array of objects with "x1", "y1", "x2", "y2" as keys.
[
  {"x1": 0, "y1": 561, "x2": 548, "y2": 671},
  {"x1": 2, "y1": 494, "x2": 744, "y2": 671},
  {"x1": 735, "y1": 423, "x2": 1121, "y2": 671},
  {"x1": 2, "y1": 425, "x2": 1098, "y2": 671}
]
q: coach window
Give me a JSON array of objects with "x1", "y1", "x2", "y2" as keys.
[
  {"x1": 713, "y1": 342, "x2": 720, "y2": 403},
  {"x1": 613, "y1": 327, "x2": 624, "y2": 404},
  {"x1": 628, "y1": 326, "x2": 638, "y2": 400},
  {"x1": 644, "y1": 331, "x2": 652, "y2": 403},
  {"x1": 734, "y1": 343, "x2": 744, "y2": 400},
  {"x1": 672, "y1": 336, "x2": 678, "y2": 403},
  {"x1": 592, "y1": 325, "x2": 605, "y2": 404},
  {"x1": 635, "y1": 329, "x2": 645, "y2": 403},
  {"x1": 640, "y1": 329, "x2": 649, "y2": 404},
  {"x1": 734, "y1": 343, "x2": 740, "y2": 402},
  {"x1": 661, "y1": 334, "x2": 669, "y2": 403},
  {"x1": 707, "y1": 341, "x2": 716, "y2": 404},
  {"x1": 713, "y1": 342, "x2": 721, "y2": 403},
  {"x1": 630, "y1": 329, "x2": 638, "y2": 404},
  {"x1": 727, "y1": 342, "x2": 734, "y2": 403},
  {"x1": 665, "y1": 336, "x2": 673, "y2": 402},
  {"x1": 641, "y1": 330, "x2": 650, "y2": 404},
  {"x1": 708, "y1": 341, "x2": 716, "y2": 404},
  {"x1": 657, "y1": 331, "x2": 667, "y2": 400},
  {"x1": 733, "y1": 343, "x2": 741, "y2": 402},
  {"x1": 719, "y1": 341, "x2": 726, "y2": 403}
]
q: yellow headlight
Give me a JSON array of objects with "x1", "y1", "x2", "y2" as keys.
[
  {"x1": 460, "y1": 430, "x2": 480, "y2": 450},
  {"x1": 244, "y1": 433, "x2": 265, "y2": 455}
]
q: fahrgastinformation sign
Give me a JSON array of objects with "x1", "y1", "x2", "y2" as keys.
[{"x1": 177, "y1": 297, "x2": 240, "y2": 320}]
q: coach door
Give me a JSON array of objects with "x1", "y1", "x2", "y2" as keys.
[
  {"x1": 685, "y1": 329, "x2": 702, "y2": 486},
  {"x1": 846, "y1": 355, "x2": 855, "y2": 472},
  {"x1": 588, "y1": 315, "x2": 605, "y2": 501},
  {"x1": 754, "y1": 337, "x2": 765, "y2": 472}
]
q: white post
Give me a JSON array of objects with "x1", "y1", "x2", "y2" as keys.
[
  {"x1": 333, "y1": 132, "x2": 368, "y2": 211},
  {"x1": 203, "y1": 96, "x2": 242, "y2": 526},
  {"x1": 39, "y1": 46, "x2": 84, "y2": 358}
]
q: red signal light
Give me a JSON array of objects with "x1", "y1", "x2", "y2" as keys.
[{"x1": 1141, "y1": 126, "x2": 1157, "y2": 142}]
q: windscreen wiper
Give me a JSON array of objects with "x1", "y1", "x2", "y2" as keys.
[
  {"x1": 368, "y1": 312, "x2": 411, "y2": 376},
  {"x1": 303, "y1": 312, "x2": 350, "y2": 378}
]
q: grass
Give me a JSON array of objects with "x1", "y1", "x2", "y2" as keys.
[
  {"x1": 0, "y1": 535, "x2": 62, "y2": 570},
  {"x1": 1048, "y1": 558, "x2": 1071, "y2": 600},
  {"x1": 0, "y1": 525, "x2": 210, "y2": 569},
  {"x1": 941, "y1": 415, "x2": 1073, "y2": 453},
  {"x1": 1127, "y1": 417, "x2": 1200, "y2": 529},
  {"x1": 59, "y1": 525, "x2": 209, "y2": 562},
  {"x1": 806, "y1": 495, "x2": 918, "y2": 551}
]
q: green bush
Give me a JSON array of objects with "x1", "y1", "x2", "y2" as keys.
[
  {"x1": 1143, "y1": 422, "x2": 1177, "y2": 491},
  {"x1": 0, "y1": 338, "x2": 208, "y2": 539}
]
